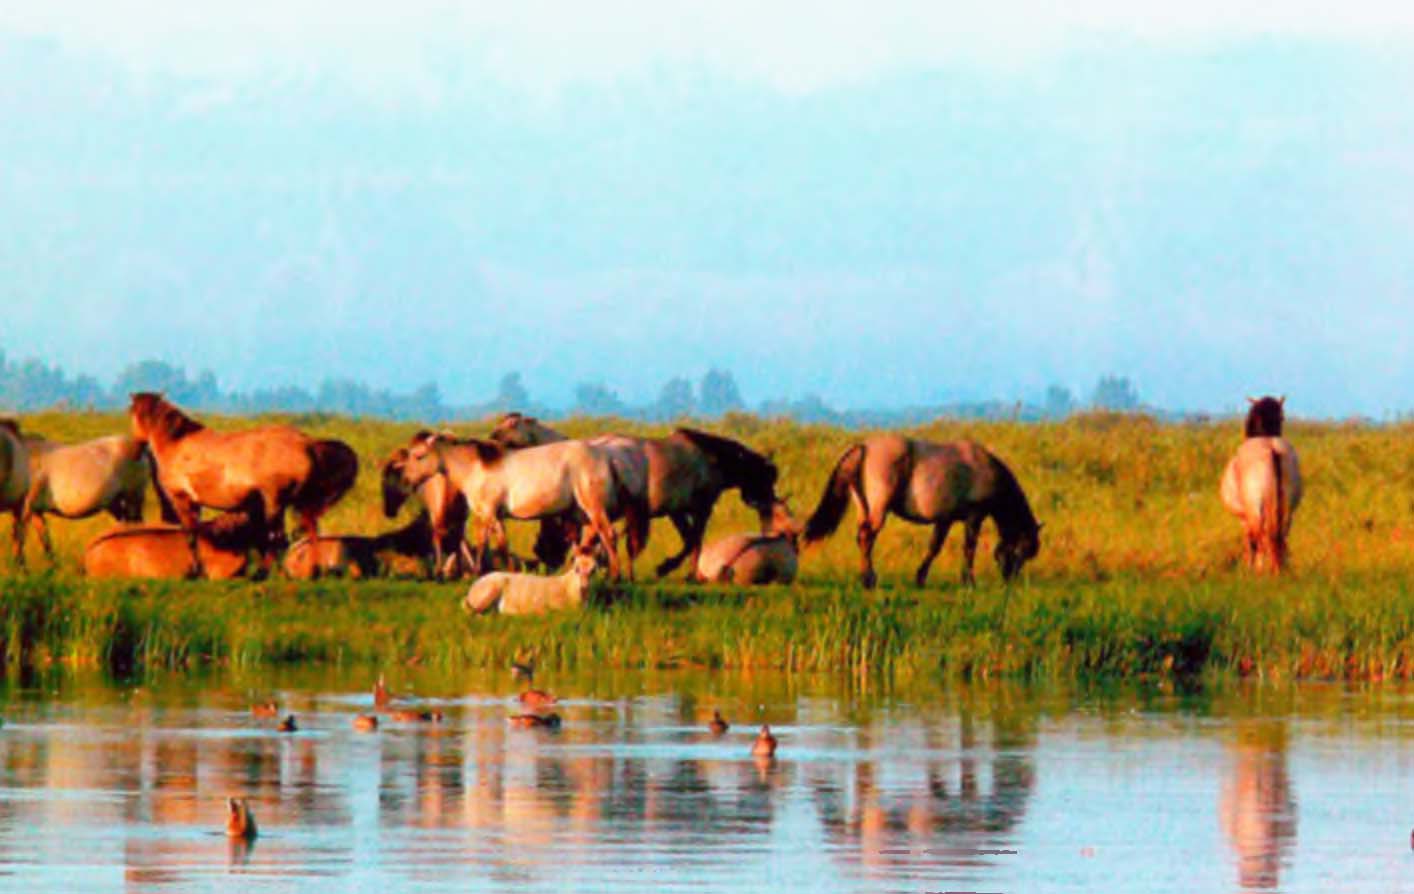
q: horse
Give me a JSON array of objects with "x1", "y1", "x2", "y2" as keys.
[
  {"x1": 128, "y1": 393, "x2": 358, "y2": 569},
  {"x1": 395, "y1": 433, "x2": 636, "y2": 579},
  {"x1": 695, "y1": 500, "x2": 801, "y2": 584},
  {"x1": 381, "y1": 432, "x2": 475, "y2": 577},
  {"x1": 489, "y1": 415, "x2": 781, "y2": 580},
  {"x1": 15, "y1": 431, "x2": 173, "y2": 563},
  {"x1": 0, "y1": 418, "x2": 33, "y2": 562},
  {"x1": 803, "y1": 434, "x2": 1041, "y2": 588},
  {"x1": 83, "y1": 512, "x2": 267, "y2": 579},
  {"x1": 1220, "y1": 396, "x2": 1302, "y2": 573}
]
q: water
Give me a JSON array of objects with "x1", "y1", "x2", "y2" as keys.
[{"x1": 0, "y1": 668, "x2": 1411, "y2": 893}]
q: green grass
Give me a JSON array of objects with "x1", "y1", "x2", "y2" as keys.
[{"x1": 5, "y1": 409, "x2": 1414, "y2": 681}]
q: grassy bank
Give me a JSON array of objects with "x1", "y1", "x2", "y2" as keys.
[{"x1": 4, "y1": 572, "x2": 1414, "y2": 682}]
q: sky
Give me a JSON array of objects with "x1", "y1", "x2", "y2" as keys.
[{"x1": 2, "y1": 2, "x2": 1413, "y2": 415}]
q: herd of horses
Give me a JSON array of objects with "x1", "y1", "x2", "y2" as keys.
[{"x1": 0, "y1": 393, "x2": 1303, "y2": 589}]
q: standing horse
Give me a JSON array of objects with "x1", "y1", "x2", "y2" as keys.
[
  {"x1": 1221, "y1": 396, "x2": 1302, "y2": 573},
  {"x1": 128, "y1": 393, "x2": 358, "y2": 569},
  {"x1": 381, "y1": 432, "x2": 475, "y2": 577},
  {"x1": 489, "y1": 416, "x2": 781, "y2": 580},
  {"x1": 803, "y1": 434, "x2": 1041, "y2": 588},
  {"x1": 16, "y1": 432, "x2": 173, "y2": 562},
  {"x1": 396, "y1": 433, "x2": 635, "y2": 579}
]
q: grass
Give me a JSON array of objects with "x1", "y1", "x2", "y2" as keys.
[{"x1": 4, "y1": 409, "x2": 1414, "y2": 681}]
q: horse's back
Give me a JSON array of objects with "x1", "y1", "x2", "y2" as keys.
[
  {"x1": 84, "y1": 527, "x2": 192, "y2": 578},
  {"x1": 1223, "y1": 437, "x2": 1301, "y2": 521},
  {"x1": 35, "y1": 435, "x2": 148, "y2": 516},
  {"x1": 698, "y1": 534, "x2": 796, "y2": 584},
  {"x1": 884, "y1": 436, "x2": 1001, "y2": 522}
]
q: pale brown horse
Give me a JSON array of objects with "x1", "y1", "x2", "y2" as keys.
[
  {"x1": 489, "y1": 416, "x2": 781, "y2": 580},
  {"x1": 695, "y1": 500, "x2": 801, "y2": 585},
  {"x1": 381, "y1": 432, "x2": 474, "y2": 577},
  {"x1": 396, "y1": 433, "x2": 634, "y2": 578},
  {"x1": 804, "y1": 434, "x2": 1041, "y2": 588},
  {"x1": 84, "y1": 512, "x2": 267, "y2": 579},
  {"x1": 129, "y1": 393, "x2": 358, "y2": 568},
  {"x1": 1221, "y1": 396, "x2": 1302, "y2": 573}
]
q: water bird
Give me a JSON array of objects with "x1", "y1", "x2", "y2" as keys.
[
  {"x1": 390, "y1": 709, "x2": 444, "y2": 723},
  {"x1": 373, "y1": 675, "x2": 392, "y2": 708},
  {"x1": 709, "y1": 710, "x2": 730, "y2": 736},
  {"x1": 225, "y1": 798, "x2": 257, "y2": 840},
  {"x1": 518, "y1": 689, "x2": 557, "y2": 711},
  {"x1": 751, "y1": 725, "x2": 778, "y2": 757},
  {"x1": 251, "y1": 701, "x2": 278, "y2": 719},
  {"x1": 510, "y1": 660, "x2": 536, "y2": 681},
  {"x1": 509, "y1": 712, "x2": 562, "y2": 729},
  {"x1": 353, "y1": 714, "x2": 379, "y2": 732},
  {"x1": 277, "y1": 714, "x2": 297, "y2": 733}
]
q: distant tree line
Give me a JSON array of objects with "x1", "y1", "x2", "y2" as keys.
[{"x1": 0, "y1": 347, "x2": 1150, "y2": 424}]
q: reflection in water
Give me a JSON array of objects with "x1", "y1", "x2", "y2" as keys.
[{"x1": 1220, "y1": 722, "x2": 1297, "y2": 891}]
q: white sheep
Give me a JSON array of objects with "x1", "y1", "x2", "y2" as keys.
[{"x1": 463, "y1": 546, "x2": 598, "y2": 615}]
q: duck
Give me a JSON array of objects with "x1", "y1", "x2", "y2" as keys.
[
  {"x1": 225, "y1": 797, "x2": 258, "y2": 840},
  {"x1": 373, "y1": 675, "x2": 392, "y2": 709},
  {"x1": 390, "y1": 708, "x2": 444, "y2": 723},
  {"x1": 251, "y1": 701, "x2": 279, "y2": 719},
  {"x1": 751, "y1": 725, "x2": 778, "y2": 758},
  {"x1": 510, "y1": 659, "x2": 536, "y2": 681},
  {"x1": 708, "y1": 710, "x2": 730, "y2": 736},
  {"x1": 508, "y1": 712, "x2": 562, "y2": 729},
  {"x1": 352, "y1": 714, "x2": 379, "y2": 732},
  {"x1": 277, "y1": 714, "x2": 298, "y2": 733},
  {"x1": 518, "y1": 689, "x2": 557, "y2": 711}
]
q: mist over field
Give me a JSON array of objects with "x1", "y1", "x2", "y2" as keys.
[{"x1": 3, "y1": 5, "x2": 1412, "y2": 417}]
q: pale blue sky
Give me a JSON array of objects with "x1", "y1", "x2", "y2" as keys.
[{"x1": 3, "y1": 3, "x2": 1413, "y2": 414}]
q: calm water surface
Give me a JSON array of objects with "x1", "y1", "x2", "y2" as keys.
[{"x1": 0, "y1": 667, "x2": 1411, "y2": 893}]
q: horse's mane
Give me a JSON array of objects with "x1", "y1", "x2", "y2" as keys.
[
  {"x1": 674, "y1": 427, "x2": 777, "y2": 489},
  {"x1": 1244, "y1": 397, "x2": 1284, "y2": 438},
  {"x1": 433, "y1": 433, "x2": 504, "y2": 464},
  {"x1": 0, "y1": 418, "x2": 19, "y2": 437},
  {"x1": 130, "y1": 392, "x2": 205, "y2": 440}
]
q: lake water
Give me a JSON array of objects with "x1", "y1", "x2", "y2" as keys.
[{"x1": 0, "y1": 667, "x2": 1410, "y2": 893}]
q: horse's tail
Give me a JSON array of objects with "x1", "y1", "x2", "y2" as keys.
[
  {"x1": 1265, "y1": 446, "x2": 1286, "y2": 570},
  {"x1": 294, "y1": 439, "x2": 359, "y2": 520},
  {"x1": 141, "y1": 444, "x2": 181, "y2": 524},
  {"x1": 804, "y1": 443, "x2": 866, "y2": 544}
]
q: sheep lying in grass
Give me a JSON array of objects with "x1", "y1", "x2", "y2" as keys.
[{"x1": 463, "y1": 546, "x2": 598, "y2": 616}]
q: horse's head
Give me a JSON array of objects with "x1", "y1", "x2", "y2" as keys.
[
  {"x1": 402, "y1": 433, "x2": 446, "y2": 490},
  {"x1": 995, "y1": 522, "x2": 1041, "y2": 581},
  {"x1": 489, "y1": 413, "x2": 564, "y2": 449},
  {"x1": 128, "y1": 392, "x2": 163, "y2": 442},
  {"x1": 764, "y1": 498, "x2": 803, "y2": 548},
  {"x1": 1245, "y1": 396, "x2": 1285, "y2": 438},
  {"x1": 380, "y1": 448, "x2": 413, "y2": 518}
]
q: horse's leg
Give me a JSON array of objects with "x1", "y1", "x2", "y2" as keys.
[
  {"x1": 856, "y1": 518, "x2": 882, "y2": 589},
  {"x1": 11, "y1": 509, "x2": 25, "y2": 568},
  {"x1": 167, "y1": 492, "x2": 204, "y2": 578},
  {"x1": 959, "y1": 514, "x2": 985, "y2": 587},
  {"x1": 584, "y1": 506, "x2": 620, "y2": 580},
  {"x1": 31, "y1": 514, "x2": 55, "y2": 563},
  {"x1": 915, "y1": 519, "x2": 954, "y2": 588},
  {"x1": 655, "y1": 513, "x2": 698, "y2": 578}
]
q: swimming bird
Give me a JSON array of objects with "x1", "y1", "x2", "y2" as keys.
[
  {"x1": 390, "y1": 709, "x2": 444, "y2": 723},
  {"x1": 508, "y1": 712, "x2": 562, "y2": 729},
  {"x1": 251, "y1": 701, "x2": 278, "y2": 719},
  {"x1": 518, "y1": 689, "x2": 557, "y2": 711},
  {"x1": 353, "y1": 714, "x2": 379, "y2": 732},
  {"x1": 277, "y1": 714, "x2": 297, "y2": 733},
  {"x1": 751, "y1": 725, "x2": 778, "y2": 758},
  {"x1": 709, "y1": 710, "x2": 730, "y2": 736},
  {"x1": 373, "y1": 675, "x2": 392, "y2": 709},
  {"x1": 225, "y1": 798, "x2": 258, "y2": 840},
  {"x1": 510, "y1": 660, "x2": 536, "y2": 681}
]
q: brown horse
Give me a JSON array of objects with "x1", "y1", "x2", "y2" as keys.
[
  {"x1": 0, "y1": 419, "x2": 32, "y2": 562},
  {"x1": 84, "y1": 512, "x2": 267, "y2": 579},
  {"x1": 283, "y1": 511, "x2": 434, "y2": 579},
  {"x1": 1221, "y1": 396, "x2": 1302, "y2": 573},
  {"x1": 804, "y1": 434, "x2": 1041, "y2": 588},
  {"x1": 695, "y1": 500, "x2": 801, "y2": 585},
  {"x1": 128, "y1": 393, "x2": 358, "y2": 568},
  {"x1": 490, "y1": 416, "x2": 781, "y2": 580},
  {"x1": 381, "y1": 432, "x2": 474, "y2": 577}
]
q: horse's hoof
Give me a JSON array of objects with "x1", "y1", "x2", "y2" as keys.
[{"x1": 861, "y1": 571, "x2": 877, "y2": 589}]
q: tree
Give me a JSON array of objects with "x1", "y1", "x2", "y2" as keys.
[
  {"x1": 699, "y1": 368, "x2": 743, "y2": 417},
  {"x1": 572, "y1": 382, "x2": 626, "y2": 416},
  {"x1": 495, "y1": 372, "x2": 529, "y2": 410},
  {"x1": 1044, "y1": 384, "x2": 1076, "y2": 418},
  {"x1": 1091, "y1": 375, "x2": 1139, "y2": 411},
  {"x1": 653, "y1": 377, "x2": 696, "y2": 420}
]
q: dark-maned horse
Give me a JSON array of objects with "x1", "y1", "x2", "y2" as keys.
[
  {"x1": 804, "y1": 434, "x2": 1041, "y2": 588},
  {"x1": 489, "y1": 415, "x2": 781, "y2": 580},
  {"x1": 1221, "y1": 396, "x2": 1302, "y2": 573},
  {"x1": 284, "y1": 511, "x2": 443, "y2": 579},
  {"x1": 381, "y1": 432, "x2": 475, "y2": 577},
  {"x1": 128, "y1": 393, "x2": 358, "y2": 569}
]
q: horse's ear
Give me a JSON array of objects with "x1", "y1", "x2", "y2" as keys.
[
  {"x1": 1246, "y1": 396, "x2": 1257, "y2": 405},
  {"x1": 1278, "y1": 395, "x2": 1286, "y2": 406}
]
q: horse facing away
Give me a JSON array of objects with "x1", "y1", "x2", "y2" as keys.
[
  {"x1": 489, "y1": 414, "x2": 781, "y2": 580},
  {"x1": 128, "y1": 393, "x2": 359, "y2": 569},
  {"x1": 803, "y1": 434, "x2": 1041, "y2": 588},
  {"x1": 1221, "y1": 396, "x2": 1302, "y2": 573},
  {"x1": 397, "y1": 433, "x2": 633, "y2": 579},
  {"x1": 381, "y1": 432, "x2": 475, "y2": 577}
]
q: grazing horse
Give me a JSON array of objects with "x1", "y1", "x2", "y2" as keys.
[
  {"x1": 396, "y1": 433, "x2": 634, "y2": 579},
  {"x1": 1221, "y1": 396, "x2": 1302, "y2": 573},
  {"x1": 381, "y1": 432, "x2": 474, "y2": 577},
  {"x1": 490, "y1": 415, "x2": 781, "y2": 580},
  {"x1": 128, "y1": 393, "x2": 358, "y2": 568},
  {"x1": 804, "y1": 434, "x2": 1041, "y2": 588},
  {"x1": 15, "y1": 432, "x2": 172, "y2": 562}
]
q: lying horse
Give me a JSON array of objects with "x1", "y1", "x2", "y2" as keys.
[
  {"x1": 397, "y1": 433, "x2": 636, "y2": 579},
  {"x1": 490, "y1": 415, "x2": 780, "y2": 580},
  {"x1": 129, "y1": 393, "x2": 358, "y2": 569},
  {"x1": 16, "y1": 431, "x2": 172, "y2": 563},
  {"x1": 1221, "y1": 396, "x2": 1302, "y2": 573},
  {"x1": 804, "y1": 435, "x2": 1041, "y2": 588},
  {"x1": 381, "y1": 432, "x2": 474, "y2": 577},
  {"x1": 695, "y1": 500, "x2": 801, "y2": 585},
  {"x1": 282, "y1": 511, "x2": 433, "y2": 579},
  {"x1": 84, "y1": 512, "x2": 266, "y2": 579}
]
